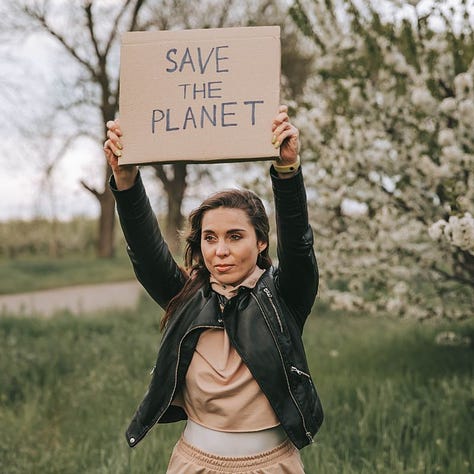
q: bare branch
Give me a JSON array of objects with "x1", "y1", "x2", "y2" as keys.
[
  {"x1": 216, "y1": 0, "x2": 235, "y2": 28},
  {"x1": 153, "y1": 164, "x2": 170, "y2": 189},
  {"x1": 431, "y1": 263, "x2": 474, "y2": 287},
  {"x1": 80, "y1": 179, "x2": 102, "y2": 199},
  {"x1": 84, "y1": 2, "x2": 102, "y2": 61},
  {"x1": 23, "y1": 5, "x2": 97, "y2": 79},
  {"x1": 128, "y1": 0, "x2": 146, "y2": 31},
  {"x1": 104, "y1": 0, "x2": 134, "y2": 56}
]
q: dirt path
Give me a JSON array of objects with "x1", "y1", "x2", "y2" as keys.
[{"x1": 0, "y1": 280, "x2": 143, "y2": 318}]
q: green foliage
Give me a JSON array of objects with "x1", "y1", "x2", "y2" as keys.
[{"x1": 0, "y1": 302, "x2": 472, "y2": 473}]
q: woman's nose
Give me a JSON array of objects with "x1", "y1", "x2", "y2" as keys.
[{"x1": 216, "y1": 242, "x2": 230, "y2": 257}]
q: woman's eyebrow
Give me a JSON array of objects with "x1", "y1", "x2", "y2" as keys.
[{"x1": 201, "y1": 228, "x2": 247, "y2": 234}]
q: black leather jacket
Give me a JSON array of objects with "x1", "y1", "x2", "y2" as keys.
[{"x1": 111, "y1": 166, "x2": 324, "y2": 450}]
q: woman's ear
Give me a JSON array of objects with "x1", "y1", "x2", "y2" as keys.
[{"x1": 257, "y1": 241, "x2": 268, "y2": 253}]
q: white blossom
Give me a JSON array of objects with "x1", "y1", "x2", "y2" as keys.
[
  {"x1": 328, "y1": 290, "x2": 365, "y2": 311},
  {"x1": 435, "y1": 331, "x2": 471, "y2": 346},
  {"x1": 450, "y1": 213, "x2": 474, "y2": 252},
  {"x1": 385, "y1": 51, "x2": 412, "y2": 75},
  {"x1": 417, "y1": 154, "x2": 451, "y2": 181},
  {"x1": 428, "y1": 220, "x2": 446, "y2": 240},
  {"x1": 349, "y1": 87, "x2": 365, "y2": 110},
  {"x1": 314, "y1": 55, "x2": 338, "y2": 71},
  {"x1": 454, "y1": 72, "x2": 473, "y2": 97},
  {"x1": 457, "y1": 195, "x2": 473, "y2": 213},
  {"x1": 348, "y1": 279, "x2": 364, "y2": 293},
  {"x1": 458, "y1": 99, "x2": 474, "y2": 125},
  {"x1": 439, "y1": 97, "x2": 457, "y2": 115},
  {"x1": 411, "y1": 87, "x2": 437, "y2": 113},
  {"x1": 393, "y1": 281, "x2": 409, "y2": 296},
  {"x1": 424, "y1": 36, "x2": 447, "y2": 54},
  {"x1": 431, "y1": 213, "x2": 474, "y2": 253},
  {"x1": 442, "y1": 145, "x2": 464, "y2": 162},
  {"x1": 438, "y1": 128, "x2": 456, "y2": 147},
  {"x1": 386, "y1": 297, "x2": 404, "y2": 314}
]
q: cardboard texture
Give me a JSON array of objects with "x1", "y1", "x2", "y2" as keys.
[{"x1": 119, "y1": 26, "x2": 281, "y2": 165}]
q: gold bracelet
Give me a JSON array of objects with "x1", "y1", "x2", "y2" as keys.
[{"x1": 273, "y1": 155, "x2": 301, "y2": 174}]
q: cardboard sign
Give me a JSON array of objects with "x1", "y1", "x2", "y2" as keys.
[{"x1": 119, "y1": 26, "x2": 281, "y2": 165}]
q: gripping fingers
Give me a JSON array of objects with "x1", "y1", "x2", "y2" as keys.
[
  {"x1": 277, "y1": 125, "x2": 298, "y2": 146},
  {"x1": 272, "y1": 112, "x2": 289, "y2": 131},
  {"x1": 272, "y1": 121, "x2": 292, "y2": 148},
  {"x1": 105, "y1": 129, "x2": 123, "y2": 157},
  {"x1": 106, "y1": 120, "x2": 122, "y2": 135},
  {"x1": 103, "y1": 140, "x2": 118, "y2": 167},
  {"x1": 104, "y1": 137, "x2": 122, "y2": 157}
]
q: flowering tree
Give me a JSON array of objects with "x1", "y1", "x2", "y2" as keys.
[{"x1": 289, "y1": 0, "x2": 473, "y2": 318}]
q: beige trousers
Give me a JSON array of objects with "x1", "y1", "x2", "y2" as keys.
[{"x1": 166, "y1": 435, "x2": 305, "y2": 473}]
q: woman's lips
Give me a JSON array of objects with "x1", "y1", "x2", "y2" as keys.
[{"x1": 215, "y1": 264, "x2": 233, "y2": 272}]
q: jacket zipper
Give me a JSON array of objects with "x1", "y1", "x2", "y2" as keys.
[
  {"x1": 251, "y1": 292, "x2": 314, "y2": 444},
  {"x1": 152, "y1": 324, "x2": 218, "y2": 427},
  {"x1": 291, "y1": 366, "x2": 311, "y2": 378},
  {"x1": 262, "y1": 288, "x2": 284, "y2": 333}
]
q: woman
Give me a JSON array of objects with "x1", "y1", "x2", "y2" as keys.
[{"x1": 104, "y1": 105, "x2": 323, "y2": 473}]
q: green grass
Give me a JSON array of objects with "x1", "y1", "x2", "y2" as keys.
[
  {"x1": 0, "y1": 299, "x2": 472, "y2": 473},
  {"x1": 0, "y1": 252, "x2": 134, "y2": 295}
]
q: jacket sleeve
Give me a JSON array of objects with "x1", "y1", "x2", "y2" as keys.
[
  {"x1": 110, "y1": 172, "x2": 187, "y2": 310},
  {"x1": 271, "y1": 165, "x2": 318, "y2": 327}
]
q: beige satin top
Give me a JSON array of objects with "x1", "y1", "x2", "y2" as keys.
[{"x1": 173, "y1": 266, "x2": 280, "y2": 432}]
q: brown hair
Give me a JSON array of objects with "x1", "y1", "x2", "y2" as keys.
[{"x1": 161, "y1": 189, "x2": 272, "y2": 330}]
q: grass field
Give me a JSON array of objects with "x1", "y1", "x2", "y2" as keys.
[
  {"x1": 0, "y1": 296, "x2": 472, "y2": 474},
  {"x1": 0, "y1": 253, "x2": 134, "y2": 295}
]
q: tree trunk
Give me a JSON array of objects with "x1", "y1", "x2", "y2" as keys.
[
  {"x1": 154, "y1": 163, "x2": 187, "y2": 254},
  {"x1": 95, "y1": 107, "x2": 118, "y2": 258},
  {"x1": 165, "y1": 187, "x2": 184, "y2": 253},
  {"x1": 81, "y1": 159, "x2": 116, "y2": 258},
  {"x1": 97, "y1": 185, "x2": 116, "y2": 258}
]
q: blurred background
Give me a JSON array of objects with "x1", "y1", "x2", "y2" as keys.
[{"x1": 0, "y1": 1, "x2": 472, "y2": 473}]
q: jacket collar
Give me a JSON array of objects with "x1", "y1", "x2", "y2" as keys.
[{"x1": 210, "y1": 266, "x2": 265, "y2": 299}]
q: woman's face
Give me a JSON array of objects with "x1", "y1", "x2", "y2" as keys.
[{"x1": 200, "y1": 207, "x2": 267, "y2": 287}]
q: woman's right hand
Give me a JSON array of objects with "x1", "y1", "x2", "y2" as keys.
[{"x1": 104, "y1": 120, "x2": 138, "y2": 190}]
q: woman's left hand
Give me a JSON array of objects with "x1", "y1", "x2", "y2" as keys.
[{"x1": 271, "y1": 105, "x2": 299, "y2": 165}]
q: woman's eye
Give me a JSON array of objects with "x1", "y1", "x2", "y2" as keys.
[
  {"x1": 230, "y1": 234, "x2": 241, "y2": 240},
  {"x1": 203, "y1": 235, "x2": 215, "y2": 242}
]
